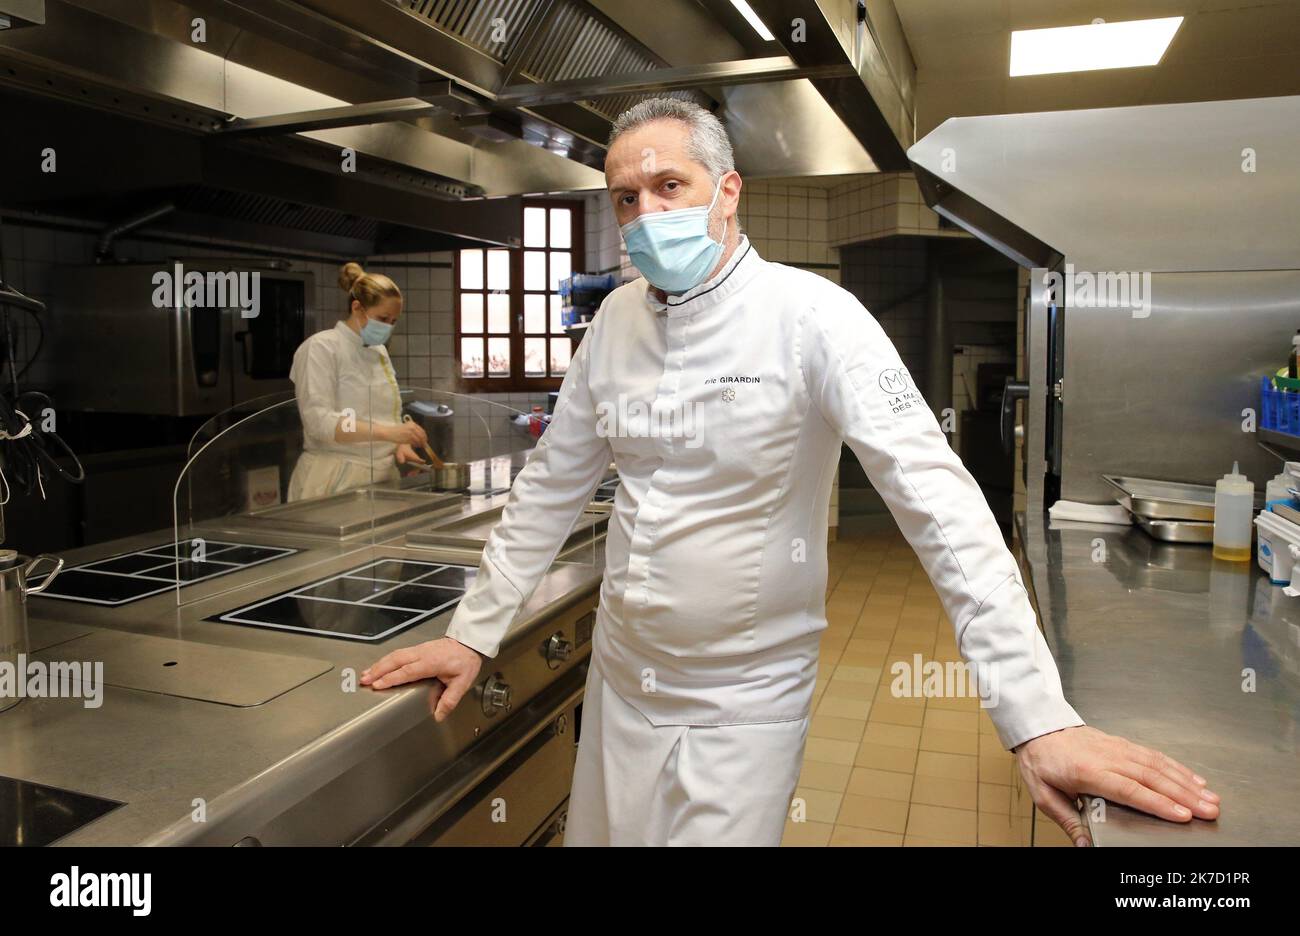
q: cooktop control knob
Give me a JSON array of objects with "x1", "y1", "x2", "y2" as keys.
[
  {"x1": 545, "y1": 633, "x2": 574, "y2": 669},
  {"x1": 481, "y1": 674, "x2": 512, "y2": 716}
]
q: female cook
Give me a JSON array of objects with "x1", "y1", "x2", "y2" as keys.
[{"x1": 287, "y1": 262, "x2": 429, "y2": 501}]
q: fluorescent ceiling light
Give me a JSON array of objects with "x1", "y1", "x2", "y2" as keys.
[
  {"x1": 730, "y1": 0, "x2": 775, "y2": 42},
  {"x1": 1010, "y1": 16, "x2": 1184, "y2": 77}
]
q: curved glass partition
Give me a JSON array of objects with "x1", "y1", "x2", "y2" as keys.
[
  {"x1": 393, "y1": 387, "x2": 607, "y2": 577},
  {"x1": 169, "y1": 388, "x2": 547, "y2": 608},
  {"x1": 395, "y1": 387, "x2": 540, "y2": 496},
  {"x1": 186, "y1": 389, "x2": 297, "y2": 463}
]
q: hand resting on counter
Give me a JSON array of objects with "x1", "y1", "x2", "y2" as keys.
[
  {"x1": 1016, "y1": 726, "x2": 1221, "y2": 845},
  {"x1": 361, "y1": 637, "x2": 483, "y2": 722}
]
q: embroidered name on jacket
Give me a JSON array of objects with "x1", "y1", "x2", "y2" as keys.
[{"x1": 703, "y1": 375, "x2": 762, "y2": 384}]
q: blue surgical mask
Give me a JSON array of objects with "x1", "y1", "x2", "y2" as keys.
[
  {"x1": 620, "y1": 179, "x2": 728, "y2": 294},
  {"x1": 360, "y1": 317, "x2": 394, "y2": 346}
]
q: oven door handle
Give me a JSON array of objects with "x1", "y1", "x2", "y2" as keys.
[
  {"x1": 234, "y1": 329, "x2": 252, "y2": 375},
  {"x1": 1001, "y1": 378, "x2": 1029, "y2": 456}
]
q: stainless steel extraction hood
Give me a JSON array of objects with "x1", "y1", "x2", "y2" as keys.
[
  {"x1": 907, "y1": 96, "x2": 1300, "y2": 509},
  {"x1": 0, "y1": 84, "x2": 524, "y2": 256},
  {"x1": 907, "y1": 95, "x2": 1300, "y2": 274},
  {"x1": 0, "y1": 0, "x2": 900, "y2": 226}
]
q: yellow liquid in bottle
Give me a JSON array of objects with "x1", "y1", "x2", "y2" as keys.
[{"x1": 1212, "y1": 544, "x2": 1252, "y2": 562}]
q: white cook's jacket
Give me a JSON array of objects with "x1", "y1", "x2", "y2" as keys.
[
  {"x1": 445, "y1": 238, "x2": 1084, "y2": 750},
  {"x1": 290, "y1": 320, "x2": 401, "y2": 465}
]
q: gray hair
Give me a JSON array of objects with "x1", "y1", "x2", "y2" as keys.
[{"x1": 609, "y1": 98, "x2": 735, "y2": 182}]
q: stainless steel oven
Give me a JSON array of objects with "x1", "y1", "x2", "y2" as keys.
[{"x1": 52, "y1": 262, "x2": 315, "y2": 416}]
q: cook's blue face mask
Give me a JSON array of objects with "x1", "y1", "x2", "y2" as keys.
[
  {"x1": 360, "y1": 316, "x2": 394, "y2": 346},
  {"x1": 620, "y1": 179, "x2": 728, "y2": 294}
]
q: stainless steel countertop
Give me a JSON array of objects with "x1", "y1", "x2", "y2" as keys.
[
  {"x1": 1015, "y1": 511, "x2": 1300, "y2": 846},
  {"x1": 3, "y1": 473, "x2": 604, "y2": 845}
]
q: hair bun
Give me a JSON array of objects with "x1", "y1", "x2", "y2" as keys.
[{"x1": 338, "y1": 261, "x2": 365, "y2": 293}]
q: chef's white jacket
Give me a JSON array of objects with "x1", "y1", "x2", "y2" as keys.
[
  {"x1": 445, "y1": 238, "x2": 1084, "y2": 750},
  {"x1": 289, "y1": 320, "x2": 401, "y2": 465}
]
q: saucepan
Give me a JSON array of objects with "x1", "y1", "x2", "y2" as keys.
[{"x1": 0, "y1": 551, "x2": 65, "y2": 714}]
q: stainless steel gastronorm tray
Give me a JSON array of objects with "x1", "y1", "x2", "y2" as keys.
[
  {"x1": 244, "y1": 488, "x2": 463, "y2": 538},
  {"x1": 1102, "y1": 474, "x2": 1264, "y2": 522},
  {"x1": 406, "y1": 503, "x2": 609, "y2": 552},
  {"x1": 1134, "y1": 515, "x2": 1215, "y2": 544}
]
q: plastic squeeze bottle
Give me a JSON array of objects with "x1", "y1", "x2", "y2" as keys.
[
  {"x1": 1266, "y1": 470, "x2": 1294, "y2": 509},
  {"x1": 1213, "y1": 462, "x2": 1254, "y2": 561}
]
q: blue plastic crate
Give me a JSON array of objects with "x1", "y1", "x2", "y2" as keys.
[
  {"x1": 1260, "y1": 375, "x2": 1300, "y2": 435},
  {"x1": 559, "y1": 273, "x2": 616, "y2": 308}
]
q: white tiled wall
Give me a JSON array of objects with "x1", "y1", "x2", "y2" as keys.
[
  {"x1": 838, "y1": 237, "x2": 930, "y2": 391},
  {"x1": 828, "y1": 172, "x2": 966, "y2": 245},
  {"x1": 361, "y1": 253, "x2": 453, "y2": 389},
  {"x1": 584, "y1": 194, "x2": 625, "y2": 277},
  {"x1": 736, "y1": 180, "x2": 838, "y2": 277}
]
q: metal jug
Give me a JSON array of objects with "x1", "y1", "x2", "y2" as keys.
[{"x1": 0, "y1": 551, "x2": 65, "y2": 714}]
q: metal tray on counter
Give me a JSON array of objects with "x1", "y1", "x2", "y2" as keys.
[
  {"x1": 1134, "y1": 515, "x2": 1215, "y2": 544},
  {"x1": 244, "y1": 488, "x2": 463, "y2": 538},
  {"x1": 406, "y1": 503, "x2": 609, "y2": 553},
  {"x1": 1102, "y1": 474, "x2": 1264, "y2": 522}
]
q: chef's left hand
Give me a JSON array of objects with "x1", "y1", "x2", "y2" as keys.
[
  {"x1": 394, "y1": 443, "x2": 422, "y2": 466},
  {"x1": 1015, "y1": 725, "x2": 1220, "y2": 846}
]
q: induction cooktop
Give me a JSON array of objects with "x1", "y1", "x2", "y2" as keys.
[
  {"x1": 592, "y1": 477, "x2": 620, "y2": 504},
  {"x1": 33, "y1": 540, "x2": 299, "y2": 607},
  {"x1": 208, "y1": 557, "x2": 475, "y2": 642}
]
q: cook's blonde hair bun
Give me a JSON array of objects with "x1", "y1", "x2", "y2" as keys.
[{"x1": 339, "y1": 261, "x2": 401, "y2": 308}]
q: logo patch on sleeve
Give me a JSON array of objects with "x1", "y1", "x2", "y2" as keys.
[{"x1": 877, "y1": 367, "x2": 924, "y2": 417}]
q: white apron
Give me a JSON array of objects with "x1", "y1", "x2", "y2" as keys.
[
  {"x1": 564, "y1": 654, "x2": 809, "y2": 847},
  {"x1": 287, "y1": 452, "x2": 400, "y2": 501}
]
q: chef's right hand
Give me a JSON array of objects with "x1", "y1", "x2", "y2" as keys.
[
  {"x1": 361, "y1": 637, "x2": 483, "y2": 722},
  {"x1": 389, "y1": 420, "x2": 429, "y2": 447}
]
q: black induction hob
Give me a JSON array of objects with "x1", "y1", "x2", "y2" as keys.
[
  {"x1": 32, "y1": 541, "x2": 300, "y2": 607},
  {"x1": 592, "y1": 477, "x2": 620, "y2": 503},
  {"x1": 209, "y1": 557, "x2": 475, "y2": 642},
  {"x1": 0, "y1": 775, "x2": 124, "y2": 847}
]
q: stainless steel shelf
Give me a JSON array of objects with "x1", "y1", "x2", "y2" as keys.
[{"x1": 1258, "y1": 427, "x2": 1300, "y2": 458}]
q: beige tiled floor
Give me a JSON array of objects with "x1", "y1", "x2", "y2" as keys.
[{"x1": 782, "y1": 523, "x2": 1073, "y2": 848}]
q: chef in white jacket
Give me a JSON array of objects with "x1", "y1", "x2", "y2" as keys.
[
  {"x1": 363, "y1": 99, "x2": 1220, "y2": 845},
  {"x1": 288, "y1": 262, "x2": 429, "y2": 501}
]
